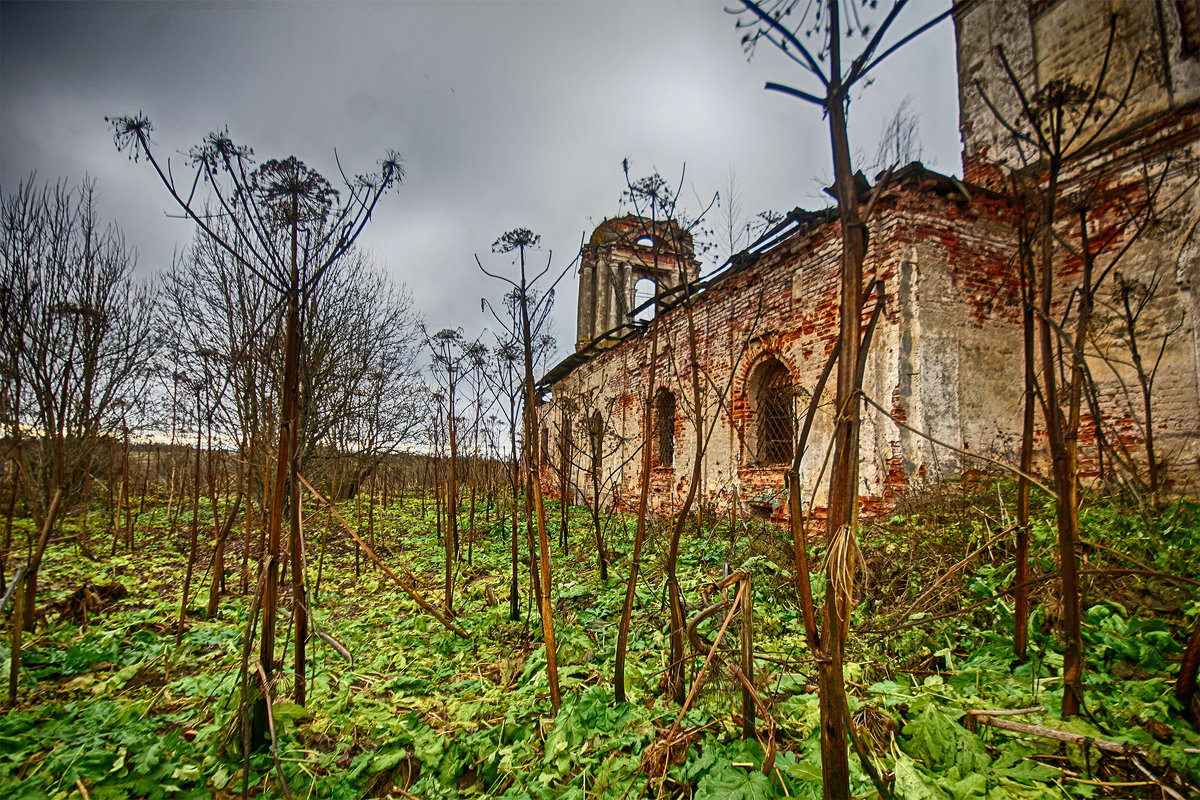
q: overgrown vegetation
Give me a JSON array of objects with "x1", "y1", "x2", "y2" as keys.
[
  {"x1": 2, "y1": 478, "x2": 1197, "y2": 799},
  {"x1": 3, "y1": 5, "x2": 1198, "y2": 799}
]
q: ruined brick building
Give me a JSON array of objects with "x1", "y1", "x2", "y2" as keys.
[{"x1": 537, "y1": 0, "x2": 1200, "y2": 520}]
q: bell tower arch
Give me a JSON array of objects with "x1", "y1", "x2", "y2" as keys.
[{"x1": 575, "y1": 215, "x2": 698, "y2": 350}]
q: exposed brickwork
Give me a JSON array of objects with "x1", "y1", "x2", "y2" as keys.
[
  {"x1": 575, "y1": 215, "x2": 698, "y2": 351},
  {"x1": 539, "y1": 168, "x2": 1027, "y2": 521},
  {"x1": 538, "y1": 0, "x2": 1200, "y2": 520},
  {"x1": 953, "y1": 0, "x2": 1200, "y2": 490}
]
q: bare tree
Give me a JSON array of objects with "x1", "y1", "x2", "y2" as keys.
[
  {"x1": 614, "y1": 281, "x2": 661, "y2": 706},
  {"x1": 480, "y1": 228, "x2": 569, "y2": 713},
  {"x1": 461, "y1": 340, "x2": 494, "y2": 567},
  {"x1": 1092, "y1": 269, "x2": 1182, "y2": 501},
  {"x1": 868, "y1": 95, "x2": 924, "y2": 175},
  {"x1": 109, "y1": 116, "x2": 401, "y2": 751},
  {"x1": 424, "y1": 327, "x2": 485, "y2": 614},
  {"x1": 484, "y1": 339, "x2": 525, "y2": 622},
  {"x1": 553, "y1": 388, "x2": 637, "y2": 583},
  {"x1": 0, "y1": 176, "x2": 157, "y2": 637},
  {"x1": 600, "y1": 164, "x2": 722, "y2": 706},
  {"x1": 165, "y1": 218, "x2": 423, "y2": 499},
  {"x1": 160, "y1": 219, "x2": 270, "y2": 618},
  {"x1": 734, "y1": 1, "x2": 950, "y2": 794},
  {"x1": 300, "y1": 250, "x2": 425, "y2": 475},
  {"x1": 613, "y1": 166, "x2": 720, "y2": 706},
  {"x1": 482, "y1": 286, "x2": 557, "y2": 624},
  {"x1": 970, "y1": 12, "x2": 1187, "y2": 716}
]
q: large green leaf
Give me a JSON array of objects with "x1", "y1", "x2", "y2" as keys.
[
  {"x1": 694, "y1": 765, "x2": 775, "y2": 800},
  {"x1": 901, "y1": 706, "x2": 991, "y2": 773}
]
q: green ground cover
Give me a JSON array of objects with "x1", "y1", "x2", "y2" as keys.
[{"x1": 2, "y1": 483, "x2": 1197, "y2": 798}]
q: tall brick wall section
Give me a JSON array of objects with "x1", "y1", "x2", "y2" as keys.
[
  {"x1": 1055, "y1": 113, "x2": 1200, "y2": 488},
  {"x1": 539, "y1": 171, "x2": 1028, "y2": 522},
  {"x1": 538, "y1": 0, "x2": 1200, "y2": 521},
  {"x1": 955, "y1": 0, "x2": 1200, "y2": 491},
  {"x1": 540, "y1": 162, "x2": 1198, "y2": 518},
  {"x1": 956, "y1": 0, "x2": 1200, "y2": 190}
]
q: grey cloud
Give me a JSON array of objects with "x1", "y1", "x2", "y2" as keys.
[{"x1": 2, "y1": 0, "x2": 958, "y2": 354}]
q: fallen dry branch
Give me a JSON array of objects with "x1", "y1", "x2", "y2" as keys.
[
  {"x1": 47, "y1": 581, "x2": 129, "y2": 624},
  {"x1": 1077, "y1": 538, "x2": 1200, "y2": 587},
  {"x1": 277, "y1": 601, "x2": 354, "y2": 664},
  {"x1": 0, "y1": 565, "x2": 27, "y2": 613},
  {"x1": 868, "y1": 573, "x2": 1060, "y2": 639},
  {"x1": 1130, "y1": 759, "x2": 1188, "y2": 800},
  {"x1": 964, "y1": 713, "x2": 1149, "y2": 750},
  {"x1": 669, "y1": 580, "x2": 745, "y2": 740},
  {"x1": 715, "y1": 655, "x2": 778, "y2": 776},
  {"x1": 679, "y1": 571, "x2": 782, "y2": 778},
  {"x1": 869, "y1": 566, "x2": 1195, "y2": 640},
  {"x1": 645, "y1": 579, "x2": 747, "y2": 784},
  {"x1": 1080, "y1": 567, "x2": 1198, "y2": 586},
  {"x1": 315, "y1": 631, "x2": 353, "y2": 663},
  {"x1": 966, "y1": 711, "x2": 1196, "y2": 799},
  {"x1": 969, "y1": 705, "x2": 1044, "y2": 716},
  {"x1": 297, "y1": 473, "x2": 468, "y2": 638}
]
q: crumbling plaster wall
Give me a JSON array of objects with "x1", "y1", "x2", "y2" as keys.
[
  {"x1": 956, "y1": 0, "x2": 1199, "y2": 188},
  {"x1": 876, "y1": 187, "x2": 1026, "y2": 506},
  {"x1": 540, "y1": 178, "x2": 1024, "y2": 521},
  {"x1": 956, "y1": 0, "x2": 1200, "y2": 490},
  {"x1": 540, "y1": 0, "x2": 1200, "y2": 517}
]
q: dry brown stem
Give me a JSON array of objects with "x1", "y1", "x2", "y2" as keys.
[{"x1": 297, "y1": 473, "x2": 467, "y2": 638}]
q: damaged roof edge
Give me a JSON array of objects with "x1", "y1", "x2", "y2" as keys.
[{"x1": 536, "y1": 161, "x2": 997, "y2": 394}]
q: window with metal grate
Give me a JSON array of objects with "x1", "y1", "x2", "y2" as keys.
[
  {"x1": 756, "y1": 359, "x2": 793, "y2": 465},
  {"x1": 655, "y1": 389, "x2": 675, "y2": 467}
]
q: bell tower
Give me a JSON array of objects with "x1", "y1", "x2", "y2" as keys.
[{"x1": 575, "y1": 215, "x2": 698, "y2": 350}]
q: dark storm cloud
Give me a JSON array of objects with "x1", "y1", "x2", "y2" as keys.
[{"x1": 1, "y1": 0, "x2": 958, "y2": 354}]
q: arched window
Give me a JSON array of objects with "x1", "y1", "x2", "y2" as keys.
[
  {"x1": 633, "y1": 277, "x2": 657, "y2": 321},
  {"x1": 589, "y1": 411, "x2": 604, "y2": 474},
  {"x1": 752, "y1": 358, "x2": 793, "y2": 465},
  {"x1": 655, "y1": 388, "x2": 675, "y2": 467},
  {"x1": 540, "y1": 426, "x2": 550, "y2": 467}
]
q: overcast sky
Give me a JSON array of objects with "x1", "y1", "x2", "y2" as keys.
[{"x1": 1, "y1": 0, "x2": 960, "y2": 361}]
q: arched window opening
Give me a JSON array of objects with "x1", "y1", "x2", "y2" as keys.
[
  {"x1": 589, "y1": 411, "x2": 604, "y2": 474},
  {"x1": 540, "y1": 426, "x2": 550, "y2": 467},
  {"x1": 636, "y1": 236, "x2": 655, "y2": 247},
  {"x1": 633, "y1": 277, "x2": 657, "y2": 321},
  {"x1": 655, "y1": 389, "x2": 675, "y2": 467},
  {"x1": 754, "y1": 359, "x2": 793, "y2": 465}
]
